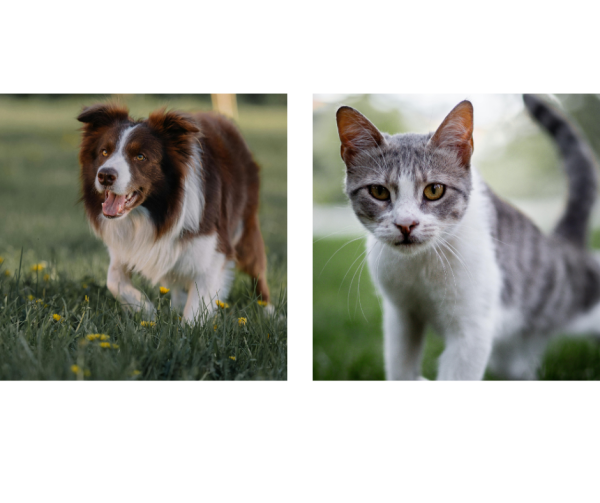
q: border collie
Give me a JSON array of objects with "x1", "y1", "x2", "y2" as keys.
[{"x1": 78, "y1": 103, "x2": 270, "y2": 322}]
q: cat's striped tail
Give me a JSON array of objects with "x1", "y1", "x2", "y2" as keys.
[{"x1": 523, "y1": 94, "x2": 598, "y2": 248}]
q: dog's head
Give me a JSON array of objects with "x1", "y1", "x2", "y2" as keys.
[{"x1": 78, "y1": 103, "x2": 199, "y2": 231}]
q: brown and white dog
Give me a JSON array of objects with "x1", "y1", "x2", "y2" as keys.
[{"x1": 78, "y1": 103, "x2": 270, "y2": 322}]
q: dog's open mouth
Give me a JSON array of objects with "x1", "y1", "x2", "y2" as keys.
[{"x1": 102, "y1": 190, "x2": 139, "y2": 218}]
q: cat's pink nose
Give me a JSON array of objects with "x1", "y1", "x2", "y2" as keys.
[{"x1": 395, "y1": 219, "x2": 419, "y2": 236}]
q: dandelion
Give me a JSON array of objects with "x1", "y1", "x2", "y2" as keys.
[
  {"x1": 215, "y1": 300, "x2": 230, "y2": 309},
  {"x1": 4, "y1": 270, "x2": 10, "y2": 277},
  {"x1": 43, "y1": 274, "x2": 50, "y2": 282},
  {"x1": 141, "y1": 321, "x2": 155, "y2": 327},
  {"x1": 35, "y1": 299, "x2": 43, "y2": 304},
  {"x1": 238, "y1": 317, "x2": 247, "y2": 326},
  {"x1": 257, "y1": 300, "x2": 268, "y2": 307},
  {"x1": 132, "y1": 370, "x2": 141, "y2": 376},
  {"x1": 229, "y1": 356, "x2": 236, "y2": 361},
  {"x1": 0, "y1": 257, "x2": 3, "y2": 264},
  {"x1": 70, "y1": 364, "x2": 80, "y2": 374},
  {"x1": 52, "y1": 314, "x2": 62, "y2": 322},
  {"x1": 84, "y1": 369, "x2": 91, "y2": 377},
  {"x1": 100, "y1": 342, "x2": 111, "y2": 348},
  {"x1": 99, "y1": 334, "x2": 110, "y2": 341},
  {"x1": 31, "y1": 262, "x2": 46, "y2": 272},
  {"x1": 159, "y1": 286, "x2": 170, "y2": 294},
  {"x1": 84, "y1": 295, "x2": 89, "y2": 303},
  {"x1": 27, "y1": 294, "x2": 34, "y2": 301},
  {"x1": 214, "y1": 324, "x2": 218, "y2": 331},
  {"x1": 111, "y1": 343, "x2": 119, "y2": 349},
  {"x1": 86, "y1": 334, "x2": 100, "y2": 341}
]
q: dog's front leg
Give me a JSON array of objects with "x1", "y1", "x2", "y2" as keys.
[
  {"x1": 106, "y1": 257, "x2": 156, "y2": 320},
  {"x1": 182, "y1": 278, "x2": 216, "y2": 323}
]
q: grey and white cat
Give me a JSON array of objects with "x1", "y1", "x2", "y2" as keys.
[{"x1": 336, "y1": 95, "x2": 600, "y2": 380}]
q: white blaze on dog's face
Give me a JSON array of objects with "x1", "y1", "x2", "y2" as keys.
[{"x1": 95, "y1": 125, "x2": 139, "y2": 219}]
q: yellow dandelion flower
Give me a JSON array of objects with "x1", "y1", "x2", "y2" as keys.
[
  {"x1": 84, "y1": 369, "x2": 91, "y2": 377},
  {"x1": 100, "y1": 342, "x2": 111, "y2": 348},
  {"x1": 70, "y1": 364, "x2": 80, "y2": 374},
  {"x1": 4, "y1": 270, "x2": 10, "y2": 277},
  {"x1": 86, "y1": 333, "x2": 99, "y2": 341},
  {"x1": 215, "y1": 300, "x2": 229, "y2": 309},
  {"x1": 27, "y1": 294, "x2": 34, "y2": 301},
  {"x1": 238, "y1": 317, "x2": 247, "y2": 326},
  {"x1": 257, "y1": 300, "x2": 268, "y2": 307},
  {"x1": 140, "y1": 321, "x2": 156, "y2": 327},
  {"x1": 99, "y1": 334, "x2": 110, "y2": 341},
  {"x1": 132, "y1": 370, "x2": 141, "y2": 376},
  {"x1": 43, "y1": 274, "x2": 50, "y2": 282},
  {"x1": 36, "y1": 299, "x2": 43, "y2": 304},
  {"x1": 52, "y1": 314, "x2": 62, "y2": 322},
  {"x1": 31, "y1": 262, "x2": 46, "y2": 272},
  {"x1": 111, "y1": 343, "x2": 119, "y2": 349},
  {"x1": 229, "y1": 356, "x2": 236, "y2": 361},
  {"x1": 84, "y1": 295, "x2": 89, "y2": 303},
  {"x1": 159, "y1": 286, "x2": 170, "y2": 294},
  {"x1": 214, "y1": 324, "x2": 218, "y2": 331},
  {"x1": 0, "y1": 257, "x2": 3, "y2": 264}
]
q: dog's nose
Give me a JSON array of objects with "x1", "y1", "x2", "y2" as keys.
[
  {"x1": 395, "y1": 219, "x2": 419, "y2": 236},
  {"x1": 98, "y1": 167, "x2": 118, "y2": 187}
]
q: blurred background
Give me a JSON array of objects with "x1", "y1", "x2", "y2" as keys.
[
  {"x1": 313, "y1": 94, "x2": 600, "y2": 380},
  {"x1": 0, "y1": 94, "x2": 287, "y2": 285}
]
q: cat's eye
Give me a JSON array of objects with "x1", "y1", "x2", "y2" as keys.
[
  {"x1": 424, "y1": 183, "x2": 445, "y2": 201},
  {"x1": 369, "y1": 185, "x2": 390, "y2": 201},
  {"x1": 135, "y1": 154, "x2": 146, "y2": 161},
  {"x1": 101, "y1": 149, "x2": 108, "y2": 157}
]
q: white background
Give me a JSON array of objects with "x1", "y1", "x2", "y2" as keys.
[{"x1": 2, "y1": 1, "x2": 600, "y2": 502}]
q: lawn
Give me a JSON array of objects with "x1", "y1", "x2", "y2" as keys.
[
  {"x1": 313, "y1": 235, "x2": 600, "y2": 381},
  {"x1": 0, "y1": 95, "x2": 287, "y2": 380}
]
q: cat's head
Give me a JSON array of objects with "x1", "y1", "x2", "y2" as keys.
[{"x1": 336, "y1": 101, "x2": 474, "y2": 256}]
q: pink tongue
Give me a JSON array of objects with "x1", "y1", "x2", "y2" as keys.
[{"x1": 102, "y1": 192, "x2": 128, "y2": 217}]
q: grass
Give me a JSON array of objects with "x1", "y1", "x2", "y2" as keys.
[
  {"x1": 313, "y1": 235, "x2": 600, "y2": 381},
  {"x1": 0, "y1": 95, "x2": 286, "y2": 380}
]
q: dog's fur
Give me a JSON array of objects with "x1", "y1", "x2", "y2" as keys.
[{"x1": 78, "y1": 103, "x2": 269, "y2": 322}]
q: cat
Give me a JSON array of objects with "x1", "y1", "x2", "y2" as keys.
[{"x1": 336, "y1": 95, "x2": 600, "y2": 380}]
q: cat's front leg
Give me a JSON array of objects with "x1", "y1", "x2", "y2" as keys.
[
  {"x1": 437, "y1": 321, "x2": 494, "y2": 380},
  {"x1": 383, "y1": 300, "x2": 426, "y2": 380}
]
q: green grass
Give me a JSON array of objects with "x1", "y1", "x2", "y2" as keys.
[
  {"x1": 0, "y1": 95, "x2": 286, "y2": 380},
  {"x1": 313, "y1": 235, "x2": 600, "y2": 381}
]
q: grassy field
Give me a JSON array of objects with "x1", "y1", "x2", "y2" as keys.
[
  {"x1": 0, "y1": 95, "x2": 287, "y2": 380},
  {"x1": 313, "y1": 235, "x2": 600, "y2": 381}
]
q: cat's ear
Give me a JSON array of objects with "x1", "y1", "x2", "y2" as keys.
[
  {"x1": 428, "y1": 100, "x2": 474, "y2": 167},
  {"x1": 336, "y1": 106, "x2": 384, "y2": 165}
]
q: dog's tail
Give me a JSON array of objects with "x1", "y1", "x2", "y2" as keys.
[{"x1": 523, "y1": 94, "x2": 598, "y2": 248}]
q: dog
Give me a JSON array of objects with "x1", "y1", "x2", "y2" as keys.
[{"x1": 78, "y1": 103, "x2": 270, "y2": 322}]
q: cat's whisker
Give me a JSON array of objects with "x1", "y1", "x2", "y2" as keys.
[
  {"x1": 313, "y1": 224, "x2": 363, "y2": 244},
  {"x1": 338, "y1": 248, "x2": 368, "y2": 296},
  {"x1": 320, "y1": 234, "x2": 367, "y2": 277}
]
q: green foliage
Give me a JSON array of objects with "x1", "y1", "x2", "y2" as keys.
[
  {"x1": 0, "y1": 95, "x2": 287, "y2": 380},
  {"x1": 0, "y1": 261, "x2": 286, "y2": 380}
]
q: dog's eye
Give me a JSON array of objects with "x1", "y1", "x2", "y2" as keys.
[
  {"x1": 135, "y1": 154, "x2": 146, "y2": 161},
  {"x1": 101, "y1": 149, "x2": 108, "y2": 157}
]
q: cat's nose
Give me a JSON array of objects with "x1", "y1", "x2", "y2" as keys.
[{"x1": 395, "y1": 219, "x2": 419, "y2": 236}]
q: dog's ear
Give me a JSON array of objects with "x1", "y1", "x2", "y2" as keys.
[
  {"x1": 77, "y1": 103, "x2": 130, "y2": 128},
  {"x1": 147, "y1": 109, "x2": 200, "y2": 138}
]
